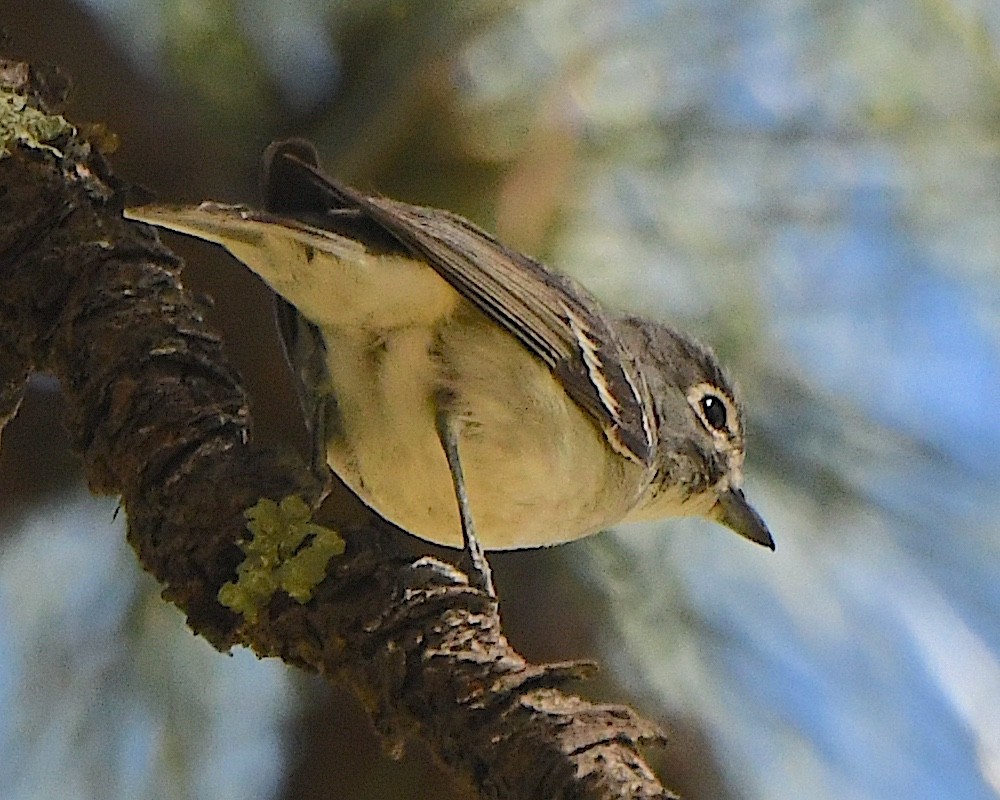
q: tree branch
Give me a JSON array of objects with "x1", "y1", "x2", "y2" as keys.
[{"x1": 0, "y1": 59, "x2": 675, "y2": 799}]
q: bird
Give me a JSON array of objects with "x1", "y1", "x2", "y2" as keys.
[{"x1": 126, "y1": 138, "x2": 773, "y2": 596}]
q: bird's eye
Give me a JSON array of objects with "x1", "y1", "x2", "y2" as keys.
[{"x1": 700, "y1": 394, "x2": 728, "y2": 432}]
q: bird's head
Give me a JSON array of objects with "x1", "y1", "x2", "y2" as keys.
[{"x1": 618, "y1": 317, "x2": 773, "y2": 549}]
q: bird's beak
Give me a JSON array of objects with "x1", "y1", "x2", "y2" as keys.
[{"x1": 713, "y1": 488, "x2": 774, "y2": 550}]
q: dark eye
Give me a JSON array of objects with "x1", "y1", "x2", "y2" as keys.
[{"x1": 700, "y1": 394, "x2": 728, "y2": 432}]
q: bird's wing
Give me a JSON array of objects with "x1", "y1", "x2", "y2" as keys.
[{"x1": 264, "y1": 141, "x2": 655, "y2": 466}]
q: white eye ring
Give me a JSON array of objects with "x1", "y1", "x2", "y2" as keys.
[{"x1": 687, "y1": 383, "x2": 738, "y2": 439}]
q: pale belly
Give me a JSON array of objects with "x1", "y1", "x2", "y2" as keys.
[{"x1": 320, "y1": 307, "x2": 647, "y2": 550}]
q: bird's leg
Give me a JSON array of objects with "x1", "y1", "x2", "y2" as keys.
[
  {"x1": 275, "y1": 297, "x2": 334, "y2": 497},
  {"x1": 435, "y1": 407, "x2": 495, "y2": 597},
  {"x1": 307, "y1": 395, "x2": 335, "y2": 496}
]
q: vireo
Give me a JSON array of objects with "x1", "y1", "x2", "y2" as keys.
[{"x1": 126, "y1": 139, "x2": 773, "y2": 595}]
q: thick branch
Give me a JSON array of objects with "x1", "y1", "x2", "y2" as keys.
[{"x1": 0, "y1": 61, "x2": 674, "y2": 799}]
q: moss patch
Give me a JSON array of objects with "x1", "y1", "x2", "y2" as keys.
[{"x1": 218, "y1": 495, "x2": 345, "y2": 623}]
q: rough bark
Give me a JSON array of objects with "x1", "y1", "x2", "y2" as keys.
[{"x1": 0, "y1": 59, "x2": 675, "y2": 799}]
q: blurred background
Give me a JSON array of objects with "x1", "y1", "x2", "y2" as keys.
[{"x1": 1, "y1": 1, "x2": 999, "y2": 798}]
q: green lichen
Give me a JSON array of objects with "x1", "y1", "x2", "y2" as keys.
[
  {"x1": 218, "y1": 495, "x2": 345, "y2": 623},
  {"x1": 0, "y1": 90, "x2": 75, "y2": 158}
]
